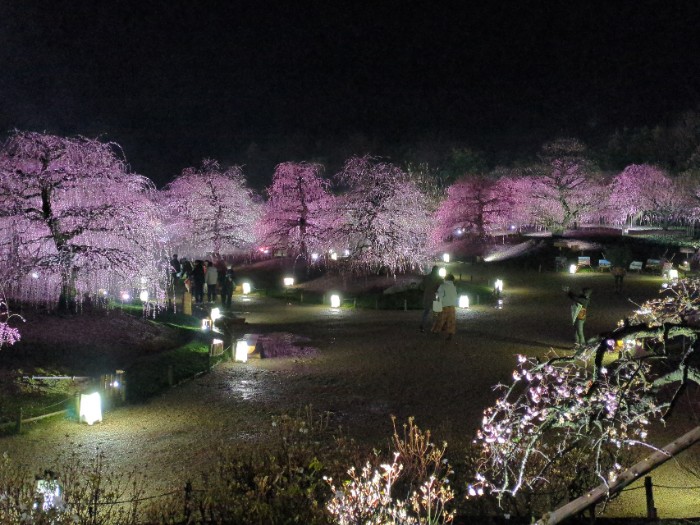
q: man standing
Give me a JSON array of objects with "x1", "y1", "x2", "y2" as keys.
[
  {"x1": 564, "y1": 286, "x2": 592, "y2": 347},
  {"x1": 419, "y1": 265, "x2": 443, "y2": 332},
  {"x1": 612, "y1": 266, "x2": 626, "y2": 292},
  {"x1": 221, "y1": 265, "x2": 237, "y2": 308}
]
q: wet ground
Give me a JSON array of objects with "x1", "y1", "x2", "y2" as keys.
[{"x1": 1, "y1": 264, "x2": 699, "y2": 518}]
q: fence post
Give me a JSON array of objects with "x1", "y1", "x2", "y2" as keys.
[
  {"x1": 15, "y1": 408, "x2": 22, "y2": 433},
  {"x1": 403, "y1": 298, "x2": 407, "y2": 311},
  {"x1": 375, "y1": 297, "x2": 379, "y2": 309},
  {"x1": 184, "y1": 480, "x2": 193, "y2": 522},
  {"x1": 300, "y1": 292, "x2": 303, "y2": 303},
  {"x1": 167, "y1": 365, "x2": 174, "y2": 387},
  {"x1": 645, "y1": 476, "x2": 657, "y2": 519}
]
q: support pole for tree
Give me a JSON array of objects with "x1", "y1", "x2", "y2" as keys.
[
  {"x1": 644, "y1": 476, "x2": 657, "y2": 519},
  {"x1": 536, "y1": 425, "x2": 700, "y2": 525}
]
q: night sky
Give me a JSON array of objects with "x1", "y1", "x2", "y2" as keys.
[{"x1": 2, "y1": 1, "x2": 700, "y2": 187}]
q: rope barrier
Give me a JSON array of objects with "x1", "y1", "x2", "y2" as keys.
[{"x1": 93, "y1": 489, "x2": 181, "y2": 505}]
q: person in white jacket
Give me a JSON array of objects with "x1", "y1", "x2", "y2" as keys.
[
  {"x1": 205, "y1": 261, "x2": 219, "y2": 303},
  {"x1": 432, "y1": 273, "x2": 458, "y2": 340}
]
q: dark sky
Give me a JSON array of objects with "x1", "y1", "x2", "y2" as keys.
[{"x1": 2, "y1": 1, "x2": 700, "y2": 187}]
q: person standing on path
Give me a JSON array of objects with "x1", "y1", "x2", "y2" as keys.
[
  {"x1": 611, "y1": 265, "x2": 626, "y2": 292},
  {"x1": 221, "y1": 265, "x2": 237, "y2": 308},
  {"x1": 432, "y1": 274, "x2": 458, "y2": 341},
  {"x1": 192, "y1": 260, "x2": 206, "y2": 304},
  {"x1": 419, "y1": 265, "x2": 443, "y2": 332},
  {"x1": 205, "y1": 261, "x2": 219, "y2": 303},
  {"x1": 564, "y1": 286, "x2": 592, "y2": 347}
]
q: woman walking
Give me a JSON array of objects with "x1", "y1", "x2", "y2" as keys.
[{"x1": 432, "y1": 274, "x2": 458, "y2": 341}]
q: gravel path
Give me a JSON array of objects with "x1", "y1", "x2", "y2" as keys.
[{"x1": 2, "y1": 266, "x2": 699, "y2": 518}]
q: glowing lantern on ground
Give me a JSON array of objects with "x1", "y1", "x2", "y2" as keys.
[
  {"x1": 242, "y1": 282, "x2": 251, "y2": 295},
  {"x1": 330, "y1": 294, "x2": 341, "y2": 308},
  {"x1": 283, "y1": 277, "x2": 294, "y2": 286},
  {"x1": 668, "y1": 269, "x2": 679, "y2": 280},
  {"x1": 311, "y1": 253, "x2": 319, "y2": 261},
  {"x1": 79, "y1": 392, "x2": 102, "y2": 425},
  {"x1": 443, "y1": 253, "x2": 450, "y2": 263},
  {"x1": 201, "y1": 318, "x2": 212, "y2": 331},
  {"x1": 235, "y1": 339, "x2": 249, "y2": 362},
  {"x1": 438, "y1": 267, "x2": 447, "y2": 278},
  {"x1": 210, "y1": 308, "x2": 221, "y2": 322},
  {"x1": 120, "y1": 291, "x2": 130, "y2": 302},
  {"x1": 330, "y1": 252, "x2": 338, "y2": 261},
  {"x1": 569, "y1": 264, "x2": 577, "y2": 274},
  {"x1": 139, "y1": 290, "x2": 149, "y2": 302},
  {"x1": 459, "y1": 295, "x2": 470, "y2": 308},
  {"x1": 494, "y1": 279, "x2": 503, "y2": 293},
  {"x1": 210, "y1": 338, "x2": 224, "y2": 356}
]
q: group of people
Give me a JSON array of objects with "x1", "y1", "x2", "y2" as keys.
[
  {"x1": 170, "y1": 254, "x2": 237, "y2": 308},
  {"x1": 419, "y1": 263, "x2": 598, "y2": 348}
]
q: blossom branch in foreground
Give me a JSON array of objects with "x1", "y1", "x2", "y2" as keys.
[{"x1": 471, "y1": 278, "x2": 700, "y2": 502}]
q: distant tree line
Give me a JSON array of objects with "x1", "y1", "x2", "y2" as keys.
[{"x1": 3, "y1": 127, "x2": 700, "y2": 310}]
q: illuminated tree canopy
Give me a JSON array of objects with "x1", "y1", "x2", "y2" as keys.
[
  {"x1": 259, "y1": 162, "x2": 336, "y2": 261},
  {"x1": 431, "y1": 175, "x2": 518, "y2": 246},
  {"x1": 335, "y1": 156, "x2": 431, "y2": 275},
  {"x1": 0, "y1": 131, "x2": 166, "y2": 309},
  {"x1": 160, "y1": 159, "x2": 261, "y2": 258}
]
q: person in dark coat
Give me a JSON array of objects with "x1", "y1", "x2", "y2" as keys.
[
  {"x1": 611, "y1": 266, "x2": 626, "y2": 292},
  {"x1": 192, "y1": 260, "x2": 206, "y2": 304},
  {"x1": 564, "y1": 286, "x2": 592, "y2": 347},
  {"x1": 170, "y1": 254, "x2": 181, "y2": 281},
  {"x1": 221, "y1": 265, "x2": 237, "y2": 308},
  {"x1": 419, "y1": 265, "x2": 443, "y2": 332}
]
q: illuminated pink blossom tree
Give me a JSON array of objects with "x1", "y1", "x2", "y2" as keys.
[
  {"x1": 607, "y1": 164, "x2": 690, "y2": 228},
  {"x1": 334, "y1": 156, "x2": 431, "y2": 275},
  {"x1": 524, "y1": 139, "x2": 605, "y2": 234},
  {"x1": 0, "y1": 131, "x2": 167, "y2": 310},
  {"x1": 470, "y1": 279, "x2": 700, "y2": 512},
  {"x1": 258, "y1": 162, "x2": 336, "y2": 262},
  {"x1": 430, "y1": 175, "x2": 518, "y2": 246},
  {"x1": 160, "y1": 159, "x2": 261, "y2": 258}
]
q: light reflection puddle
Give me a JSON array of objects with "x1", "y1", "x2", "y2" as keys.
[{"x1": 230, "y1": 379, "x2": 258, "y2": 400}]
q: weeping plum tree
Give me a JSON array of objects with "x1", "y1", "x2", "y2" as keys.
[
  {"x1": 0, "y1": 131, "x2": 167, "y2": 310},
  {"x1": 430, "y1": 175, "x2": 518, "y2": 247},
  {"x1": 160, "y1": 159, "x2": 261, "y2": 258},
  {"x1": 608, "y1": 164, "x2": 690, "y2": 228},
  {"x1": 335, "y1": 156, "x2": 431, "y2": 275},
  {"x1": 523, "y1": 139, "x2": 605, "y2": 234},
  {"x1": 258, "y1": 162, "x2": 336, "y2": 263},
  {"x1": 470, "y1": 279, "x2": 700, "y2": 513}
]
